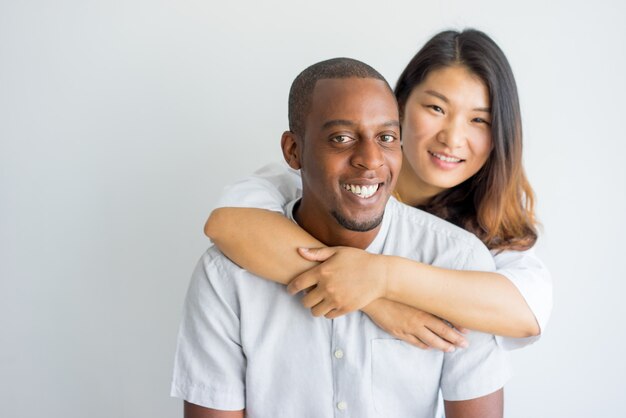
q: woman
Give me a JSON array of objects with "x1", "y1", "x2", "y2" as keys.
[{"x1": 205, "y1": 29, "x2": 552, "y2": 352}]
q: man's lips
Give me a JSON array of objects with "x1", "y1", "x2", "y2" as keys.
[{"x1": 341, "y1": 182, "x2": 382, "y2": 199}]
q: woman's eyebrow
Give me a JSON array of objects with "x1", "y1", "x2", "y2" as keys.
[
  {"x1": 425, "y1": 89, "x2": 490, "y2": 112},
  {"x1": 425, "y1": 90, "x2": 448, "y2": 102}
]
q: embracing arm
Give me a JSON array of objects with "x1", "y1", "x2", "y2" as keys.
[
  {"x1": 207, "y1": 208, "x2": 466, "y2": 350},
  {"x1": 206, "y1": 207, "x2": 539, "y2": 338},
  {"x1": 206, "y1": 207, "x2": 322, "y2": 284},
  {"x1": 382, "y1": 255, "x2": 539, "y2": 338}
]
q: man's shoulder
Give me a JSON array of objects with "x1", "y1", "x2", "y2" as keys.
[
  {"x1": 384, "y1": 198, "x2": 494, "y2": 270},
  {"x1": 195, "y1": 245, "x2": 284, "y2": 296},
  {"x1": 386, "y1": 198, "x2": 481, "y2": 245}
]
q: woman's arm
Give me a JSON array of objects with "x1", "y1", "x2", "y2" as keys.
[
  {"x1": 206, "y1": 207, "x2": 540, "y2": 338},
  {"x1": 207, "y1": 207, "x2": 468, "y2": 352},
  {"x1": 289, "y1": 246, "x2": 538, "y2": 338},
  {"x1": 206, "y1": 207, "x2": 321, "y2": 285}
]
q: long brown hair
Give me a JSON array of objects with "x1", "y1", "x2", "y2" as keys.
[{"x1": 395, "y1": 29, "x2": 537, "y2": 251}]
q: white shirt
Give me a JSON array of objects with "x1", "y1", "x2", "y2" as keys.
[
  {"x1": 172, "y1": 198, "x2": 511, "y2": 416},
  {"x1": 215, "y1": 161, "x2": 554, "y2": 350}
]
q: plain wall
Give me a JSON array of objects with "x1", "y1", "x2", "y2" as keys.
[{"x1": 2, "y1": 1, "x2": 625, "y2": 417}]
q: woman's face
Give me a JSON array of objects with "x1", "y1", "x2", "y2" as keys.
[{"x1": 400, "y1": 65, "x2": 493, "y2": 200}]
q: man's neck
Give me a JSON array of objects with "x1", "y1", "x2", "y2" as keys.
[{"x1": 292, "y1": 200, "x2": 381, "y2": 250}]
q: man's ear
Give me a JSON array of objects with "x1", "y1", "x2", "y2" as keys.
[{"x1": 281, "y1": 131, "x2": 302, "y2": 170}]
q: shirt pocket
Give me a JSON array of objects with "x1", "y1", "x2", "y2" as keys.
[{"x1": 370, "y1": 338, "x2": 442, "y2": 417}]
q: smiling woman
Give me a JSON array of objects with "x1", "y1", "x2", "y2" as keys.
[
  {"x1": 205, "y1": 29, "x2": 552, "y2": 355},
  {"x1": 397, "y1": 65, "x2": 493, "y2": 200}
]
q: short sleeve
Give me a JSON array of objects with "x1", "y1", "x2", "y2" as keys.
[
  {"x1": 492, "y1": 248, "x2": 553, "y2": 350},
  {"x1": 440, "y1": 331, "x2": 512, "y2": 401},
  {"x1": 214, "y1": 162, "x2": 302, "y2": 212},
  {"x1": 459, "y1": 236, "x2": 497, "y2": 273},
  {"x1": 170, "y1": 249, "x2": 246, "y2": 410}
]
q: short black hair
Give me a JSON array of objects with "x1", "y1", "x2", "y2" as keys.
[{"x1": 288, "y1": 57, "x2": 390, "y2": 136}]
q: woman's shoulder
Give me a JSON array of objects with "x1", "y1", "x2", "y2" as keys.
[
  {"x1": 491, "y1": 247, "x2": 550, "y2": 272},
  {"x1": 215, "y1": 161, "x2": 302, "y2": 211}
]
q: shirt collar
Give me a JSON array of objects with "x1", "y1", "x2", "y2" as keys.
[{"x1": 284, "y1": 198, "x2": 391, "y2": 254}]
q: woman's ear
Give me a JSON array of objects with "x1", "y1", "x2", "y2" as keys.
[{"x1": 281, "y1": 131, "x2": 302, "y2": 170}]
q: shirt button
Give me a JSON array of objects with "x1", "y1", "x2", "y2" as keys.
[
  {"x1": 337, "y1": 401, "x2": 347, "y2": 411},
  {"x1": 334, "y1": 349, "x2": 344, "y2": 359}
]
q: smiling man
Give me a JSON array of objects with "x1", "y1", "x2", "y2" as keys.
[{"x1": 171, "y1": 58, "x2": 510, "y2": 418}]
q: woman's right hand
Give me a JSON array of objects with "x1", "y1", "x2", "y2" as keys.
[
  {"x1": 287, "y1": 246, "x2": 389, "y2": 318},
  {"x1": 362, "y1": 299, "x2": 468, "y2": 352}
]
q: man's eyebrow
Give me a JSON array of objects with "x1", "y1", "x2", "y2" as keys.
[
  {"x1": 322, "y1": 119, "x2": 400, "y2": 129},
  {"x1": 322, "y1": 119, "x2": 357, "y2": 129}
]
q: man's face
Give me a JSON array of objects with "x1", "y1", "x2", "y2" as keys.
[{"x1": 289, "y1": 78, "x2": 402, "y2": 234}]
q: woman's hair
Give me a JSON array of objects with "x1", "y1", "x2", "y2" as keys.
[{"x1": 395, "y1": 29, "x2": 538, "y2": 252}]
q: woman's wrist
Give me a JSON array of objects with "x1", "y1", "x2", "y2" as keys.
[
  {"x1": 381, "y1": 255, "x2": 403, "y2": 301},
  {"x1": 377, "y1": 254, "x2": 392, "y2": 300}
]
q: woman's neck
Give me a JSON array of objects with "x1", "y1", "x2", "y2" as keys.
[{"x1": 394, "y1": 157, "x2": 442, "y2": 207}]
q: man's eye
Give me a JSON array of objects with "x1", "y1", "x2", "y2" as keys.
[
  {"x1": 331, "y1": 135, "x2": 351, "y2": 143},
  {"x1": 380, "y1": 134, "x2": 396, "y2": 143}
]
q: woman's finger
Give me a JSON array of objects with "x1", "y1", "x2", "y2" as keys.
[
  {"x1": 415, "y1": 327, "x2": 457, "y2": 353},
  {"x1": 287, "y1": 272, "x2": 319, "y2": 295},
  {"x1": 324, "y1": 308, "x2": 347, "y2": 319},
  {"x1": 398, "y1": 334, "x2": 430, "y2": 350},
  {"x1": 297, "y1": 246, "x2": 340, "y2": 262},
  {"x1": 310, "y1": 299, "x2": 335, "y2": 317},
  {"x1": 450, "y1": 323, "x2": 470, "y2": 334},
  {"x1": 424, "y1": 319, "x2": 468, "y2": 348},
  {"x1": 300, "y1": 288, "x2": 324, "y2": 309}
]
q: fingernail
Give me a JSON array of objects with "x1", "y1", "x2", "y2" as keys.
[
  {"x1": 458, "y1": 341, "x2": 468, "y2": 348},
  {"x1": 447, "y1": 347, "x2": 455, "y2": 353}
]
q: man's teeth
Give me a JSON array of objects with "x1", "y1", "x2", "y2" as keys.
[
  {"x1": 342, "y1": 183, "x2": 379, "y2": 198},
  {"x1": 432, "y1": 152, "x2": 462, "y2": 163}
]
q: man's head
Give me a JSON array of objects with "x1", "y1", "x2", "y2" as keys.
[
  {"x1": 281, "y1": 58, "x2": 402, "y2": 248},
  {"x1": 288, "y1": 58, "x2": 390, "y2": 137}
]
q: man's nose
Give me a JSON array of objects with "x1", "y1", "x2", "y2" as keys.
[{"x1": 351, "y1": 139, "x2": 384, "y2": 170}]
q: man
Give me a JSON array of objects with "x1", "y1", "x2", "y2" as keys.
[{"x1": 171, "y1": 58, "x2": 510, "y2": 417}]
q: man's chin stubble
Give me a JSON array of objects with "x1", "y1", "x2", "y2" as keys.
[{"x1": 331, "y1": 210, "x2": 384, "y2": 232}]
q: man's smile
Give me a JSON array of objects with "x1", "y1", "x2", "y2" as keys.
[{"x1": 341, "y1": 182, "x2": 381, "y2": 199}]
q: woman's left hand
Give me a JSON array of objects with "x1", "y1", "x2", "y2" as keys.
[{"x1": 287, "y1": 246, "x2": 388, "y2": 318}]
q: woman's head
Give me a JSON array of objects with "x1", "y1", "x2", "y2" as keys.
[{"x1": 394, "y1": 29, "x2": 537, "y2": 251}]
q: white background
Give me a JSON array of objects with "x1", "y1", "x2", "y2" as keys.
[{"x1": 2, "y1": 1, "x2": 625, "y2": 417}]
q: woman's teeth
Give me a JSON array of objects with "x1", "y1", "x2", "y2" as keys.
[
  {"x1": 431, "y1": 152, "x2": 462, "y2": 163},
  {"x1": 342, "y1": 183, "x2": 379, "y2": 198}
]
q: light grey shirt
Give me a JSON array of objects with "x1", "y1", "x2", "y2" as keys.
[
  {"x1": 214, "y1": 161, "x2": 553, "y2": 351},
  {"x1": 171, "y1": 198, "x2": 511, "y2": 417}
]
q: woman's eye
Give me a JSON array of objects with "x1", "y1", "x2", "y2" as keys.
[
  {"x1": 472, "y1": 117, "x2": 491, "y2": 125},
  {"x1": 428, "y1": 105, "x2": 444, "y2": 114},
  {"x1": 380, "y1": 134, "x2": 396, "y2": 143}
]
